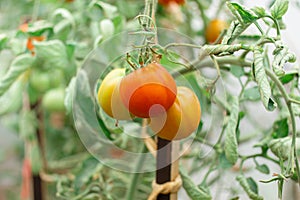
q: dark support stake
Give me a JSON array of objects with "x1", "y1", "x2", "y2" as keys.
[
  {"x1": 31, "y1": 102, "x2": 45, "y2": 200},
  {"x1": 156, "y1": 137, "x2": 172, "y2": 200},
  {"x1": 33, "y1": 175, "x2": 43, "y2": 200}
]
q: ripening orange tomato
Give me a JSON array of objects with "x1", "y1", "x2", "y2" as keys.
[
  {"x1": 205, "y1": 19, "x2": 228, "y2": 44},
  {"x1": 97, "y1": 68, "x2": 132, "y2": 120},
  {"x1": 119, "y1": 63, "x2": 177, "y2": 118},
  {"x1": 150, "y1": 86, "x2": 201, "y2": 140}
]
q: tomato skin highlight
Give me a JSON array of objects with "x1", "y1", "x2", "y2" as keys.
[
  {"x1": 97, "y1": 68, "x2": 132, "y2": 120},
  {"x1": 205, "y1": 19, "x2": 228, "y2": 44},
  {"x1": 150, "y1": 86, "x2": 201, "y2": 140},
  {"x1": 119, "y1": 63, "x2": 177, "y2": 118}
]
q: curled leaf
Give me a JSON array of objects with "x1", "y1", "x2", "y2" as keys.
[
  {"x1": 224, "y1": 96, "x2": 239, "y2": 164},
  {"x1": 180, "y1": 167, "x2": 212, "y2": 200},
  {"x1": 236, "y1": 175, "x2": 263, "y2": 200},
  {"x1": 253, "y1": 47, "x2": 277, "y2": 111}
]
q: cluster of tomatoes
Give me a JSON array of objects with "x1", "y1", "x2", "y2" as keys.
[{"x1": 97, "y1": 62, "x2": 201, "y2": 141}]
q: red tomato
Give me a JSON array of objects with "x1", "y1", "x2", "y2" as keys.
[
  {"x1": 119, "y1": 63, "x2": 177, "y2": 118},
  {"x1": 150, "y1": 86, "x2": 201, "y2": 140},
  {"x1": 158, "y1": 0, "x2": 185, "y2": 6}
]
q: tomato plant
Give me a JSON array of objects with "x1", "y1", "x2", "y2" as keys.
[
  {"x1": 119, "y1": 62, "x2": 177, "y2": 118},
  {"x1": 150, "y1": 86, "x2": 201, "y2": 140},
  {"x1": 0, "y1": 0, "x2": 299, "y2": 200},
  {"x1": 97, "y1": 68, "x2": 132, "y2": 120}
]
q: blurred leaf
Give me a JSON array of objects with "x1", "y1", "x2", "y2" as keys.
[
  {"x1": 236, "y1": 175, "x2": 263, "y2": 200},
  {"x1": 270, "y1": 0, "x2": 289, "y2": 19},
  {"x1": 0, "y1": 81, "x2": 23, "y2": 115},
  {"x1": 243, "y1": 86, "x2": 261, "y2": 101},
  {"x1": 52, "y1": 8, "x2": 75, "y2": 27},
  {"x1": 251, "y1": 7, "x2": 266, "y2": 17},
  {"x1": 230, "y1": 65, "x2": 245, "y2": 78},
  {"x1": 0, "y1": 54, "x2": 35, "y2": 96},
  {"x1": 27, "y1": 20, "x2": 53, "y2": 36},
  {"x1": 0, "y1": 34, "x2": 8, "y2": 50},
  {"x1": 91, "y1": 1, "x2": 118, "y2": 19},
  {"x1": 35, "y1": 40, "x2": 69, "y2": 70},
  {"x1": 225, "y1": 96, "x2": 239, "y2": 164},
  {"x1": 74, "y1": 157, "x2": 100, "y2": 191},
  {"x1": 272, "y1": 118, "x2": 289, "y2": 138},
  {"x1": 218, "y1": 152, "x2": 233, "y2": 169},
  {"x1": 253, "y1": 48, "x2": 277, "y2": 111},
  {"x1": 180, "y1": 167, "x2": 212, "y2": 200},
  {"x1": 255, "y1": 164, "x2": 270, "y2": 174}
]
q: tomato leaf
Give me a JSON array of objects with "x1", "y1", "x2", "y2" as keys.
[
  {"x1": 224, "y1": 96, "x2": 239, "y2": 164},
  {"x1": 236, "y1": 175, "x2": 263, "y2": 200},
  {"x1": 34, "y1": 40, "x2": 69, "y2": 70},
  {"x1": 0, "y1": 34, "x2": 8, "y2": 50},
  {"x1": 272, "y1": 118, "x2": 289, "y2": 139},
  {"x1": 27, "y1": 20, "x2": 53, "y2": 36},
  {"x1": 0, "y1": 54, "x2": 35, "y2": 96},
  {"x1": 270, "y1": 0, "x2": 289, "y2": 19},
  {"x1": 243, "y1": 86, "x2": 261, "y2": 101},
  {"x1": 218, "y1": 152, "x2": 233, "y2": 169},
  {"x1": 227, "y1": 2, "x2": 258, "y2": 24},
  {"x1": 0, "y1": 81, "x2": 23, "y2": 115},
  {"x1": 230, "y1": 65, "x2": 245, "y2": 78},
  {"x1": 255, "y1": 163, "x2": 270, "y2": 174},
  {"x1": 279, "y1": 72, "x2": 297, "y2": 84},
  {"x1": 222, "y1": 20, "x2": 250, "y2": 45},
  {"x1": 251, "y1": 7, "x2": 266, "y2": 18},
  {"x1": 180, "y1": 166, "x2": 212, "y2": 200},
  {"x1": 253, "y1": 47, "x2": 277, "y2": 111},
  {"x1": 74, "y1": 157, "x2": 100, "y2": 191},
  {"x1": 272, "y1": 44, "x2": 296, "y2": 76}
]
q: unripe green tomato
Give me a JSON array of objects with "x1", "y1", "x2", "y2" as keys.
[
  {"x1": 42, "y1": 88, "x2": 66, "y2": 112},
  {"x1": 29, "y1": 70, "x2": 51, "y2": 93},
  {"x1": 49, "y1": 69, "x2": 65, "y2": 88}
]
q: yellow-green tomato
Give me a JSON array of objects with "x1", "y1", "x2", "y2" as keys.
[
  {"x1": 42, "y1": 88, "x2": 66, "y2": 112},
  {"x1": 97, "y1": 68, "x2": 132, "y2": 120},
  {"x1": 150, "y1": 86, "x2": 201, "y2": 140}
]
